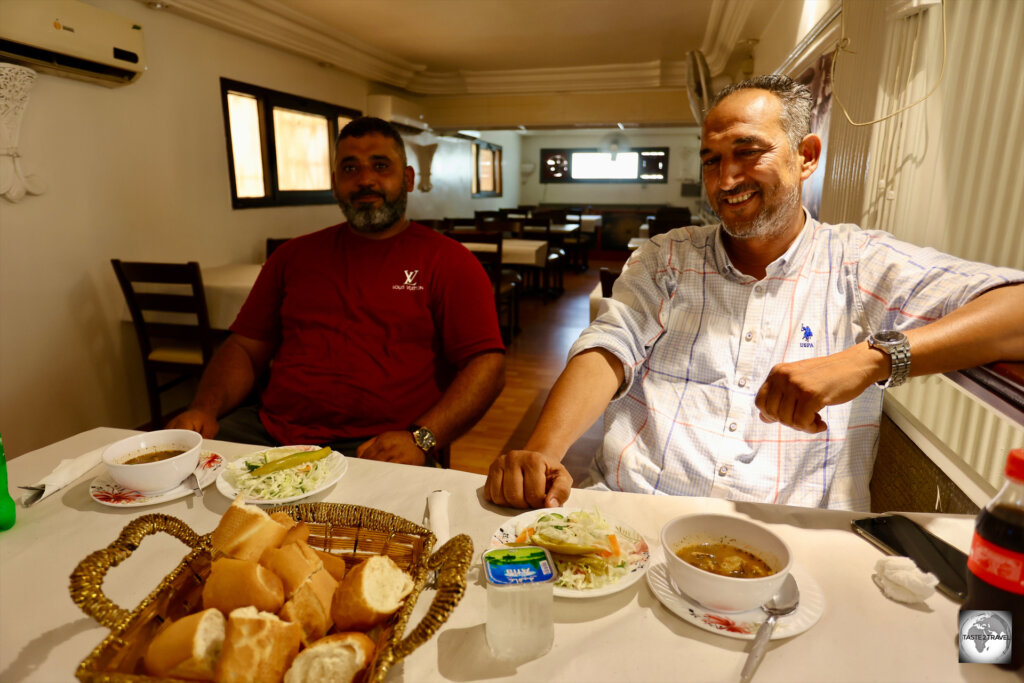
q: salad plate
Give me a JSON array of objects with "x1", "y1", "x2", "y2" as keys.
[
  {"x1": 491, "y1": 507, "x2": 651, "y2": 599},
  {"x1": 216, "y1": 445, "x2": 348, "y2": 505},
  {"x1": 645, "y1": 561, "x2": 825, "y2": 640},
  {"x1": 90, "y1": 451, "x2": 224, "y2": 507}
]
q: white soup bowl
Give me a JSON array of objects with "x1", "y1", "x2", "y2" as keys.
[
  {"x1": 102, "y1": 429, "x2": 202, "y2": 495},
  {"x1": 661, "y1": 513, "x2": 792, "y2": 613}
]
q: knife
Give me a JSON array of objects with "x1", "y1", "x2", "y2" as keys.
[{"x1": 185, "y1": 472, "x2": 203, "y2": 498}]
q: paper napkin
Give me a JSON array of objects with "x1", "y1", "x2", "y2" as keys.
[
  {"x1": 425, "y1": 489, "x2": 451, "y2": 547},
  {"x1": 872, "y1": 556, "x2": 939, "y2": 603},
  {"x1": 19, "y1": 446, "x2": 104, "y2": 507}
]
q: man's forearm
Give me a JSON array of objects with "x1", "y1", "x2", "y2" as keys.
[
  {"x1": 904, "y1": 283, "x2": 1024, "y2": 376},
  {"x1": 187, "y1": 336, "x2": 265, "y2": 417},
  {"x1": 523, "y1": 348, "x2": 624, "y2": 460},
  {"x1": 416, "y1": 351, "x2": 506, "y2": 447}
]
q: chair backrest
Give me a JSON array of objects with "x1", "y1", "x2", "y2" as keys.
[
  {"x1": 266, "y1": 238, "x2": 291, "y2": 259},
  {"x1": 520, "y1": 217, "x2": 553, "y2": 248},
  {"x1": 111, "y1": 259, "x2": 214, "y2": 364},
  {"x1": 599, "y1": 267, "x2": 620, "y2": 297},
  {"x1": 446, "y1": 230, "x2": 502, "y2": 297},
  {"x1": 444, "y1": 217, "x2": 476, "y2": 232},
  {"x1": 649, "y1": 206, "x2": 692, "y2": 236},
  {"x1": 534, "y1": 208, "x2": 569, "y2": 224}
]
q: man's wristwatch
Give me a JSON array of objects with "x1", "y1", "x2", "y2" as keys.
[
  {"x1": 867, "y1": 330, "x2": 911, "y2": 389},
  {"x1": 408, "y1": 425, "x2": 437, "y2": 454}
]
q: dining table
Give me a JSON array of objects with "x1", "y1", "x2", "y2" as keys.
[
  {"x1": 1, "y1": 427, "x2": 1012, "y2": 683},
  {"x1": 458, "y1": 238, "x2": 548, "y2": 268},
  {"x1": 199, "y1": 263, "x2": 262, "y2": 330}
]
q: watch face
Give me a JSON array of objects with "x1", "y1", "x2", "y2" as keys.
[
  {"x1": 414, "y1": 428, "x2": 436, "y2": 451},
  {"x1": 874, "y1": 330, "x2": 906, "y2": 345}
]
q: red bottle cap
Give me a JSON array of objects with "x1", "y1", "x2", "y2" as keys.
[{"x1": 1006, "y1": 448, "x2": 1024, "y2": 483}]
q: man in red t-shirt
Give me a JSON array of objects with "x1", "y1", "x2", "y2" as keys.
[{"x1": 169, "y1": 118, "x2": 505, "y2": 466}]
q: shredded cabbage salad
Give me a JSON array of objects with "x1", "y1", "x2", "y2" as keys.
[
  {"x1": 226, "y1": 446, "x2": 342, "y2": 500},
  {"x1": 513, "y1": 509, "x2": 643, "y2": 591}
]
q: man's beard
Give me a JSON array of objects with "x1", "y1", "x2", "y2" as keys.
[
  {"x1": 716, "y1": 181, "x2": 801, "y2": 241},
  {"x1": 338, "y1": 186, "x2": 408, "y2": 234}
]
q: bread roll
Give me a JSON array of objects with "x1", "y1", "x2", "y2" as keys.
[
  {"x1": 330, "y1": 555, "x2": 414, "y2": 631},
  {"x1": 215, "y1": 606, "x2": 302, "y2": 683},
  {"x1": 260, "y1": 541, "x2": 322, "y2": 597},
  {"x1": 281, "y1": 521, "x2": 311, "y2": 546},
  {"x1": 203, "y1": 557, "x2": 285, "y2": 615},
  {"x1": 269, "y1": 511, "x2": 295, "y2": 529},
  {"x1": 282, "y1": 632, "x2": 375, "y2": 683},
  {"x1": 313, "y1": 548, "x2": 347, "y2": 582},
  {"x1": 144, "y1": 608, "x2": 226, "y2": 681},
  {"x1": 211, "y1": 496, "x2": 289, "y2": 562},
  {"x1": 279, "y1": 568, "x2": 338, "y2": 646}
]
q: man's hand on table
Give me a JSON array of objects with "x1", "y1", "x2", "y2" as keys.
[
  {"x1": 166, "y1": 409, "x2": 220, "y2": 438},
  {"x1": 755, "y1": 344, "x2": 884, "y2": 433},
  {"x1": 485, "y1": 450, "x2": 572, "y2": 509},
  {"x1": 356, "y1": 431, "x2": 426, "y2": 466}
]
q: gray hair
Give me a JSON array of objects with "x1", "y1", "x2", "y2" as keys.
[{"x1": 708, "y1": 75, "x2": 813, "y2": 150}]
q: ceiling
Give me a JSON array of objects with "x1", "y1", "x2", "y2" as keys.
[{"x1": 147, "y1": 0, "x2": 779, "y2": 98}]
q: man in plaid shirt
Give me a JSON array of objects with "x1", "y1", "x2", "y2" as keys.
[{"x1": 486, "y1": 75, "x2": 1024, "y2": 511}]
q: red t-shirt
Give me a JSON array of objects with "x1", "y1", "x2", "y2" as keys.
[{"x1": 231, "y1": 222, "x2": 504, "y2": 444}]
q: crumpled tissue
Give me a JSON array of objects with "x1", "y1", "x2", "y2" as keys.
[{"x1": 872, "y1": 556, "x2": 939, "y2": 603}]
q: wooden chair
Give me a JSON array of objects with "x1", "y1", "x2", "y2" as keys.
[
  {"x1": 562, "y1": 212, "x2": 593, "y2": 271},
  {"x1": 446, "y1": 230, "x2": 520, "y2": 342},
  {"x1": 266, "y1": 238, "x2": 290, "y2": 259},
  {"x1": 111, "y1": 259, "x2": 215, "y2": 429},
  {"x1": 599, "y1": 267, "x2": 620, "y2": 297},
  {"x1": 443, "y1": 217, "x2": 477, "y2": 232},
  {"x1": 648, "y1": 206, "x2": 692, "y2": 237},
  {"x1": 521, "y1": 217, "x2": 565, "y2": 296}
]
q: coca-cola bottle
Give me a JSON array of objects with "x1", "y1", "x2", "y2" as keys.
[{"x1": 963, "y1": 448, "x2": 1024, "y2": 669}]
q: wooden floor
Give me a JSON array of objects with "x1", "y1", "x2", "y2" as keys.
[{"x1": 449, "y1": 258, "x2": 622, "y2": 475}]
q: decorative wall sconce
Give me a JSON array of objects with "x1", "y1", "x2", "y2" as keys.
[
  {"x1": 409, "y1": 142, "x2": 438, "y2": 193},
  {"x1": 0, "y1": 63, "x2": 46, "y2": 203}
]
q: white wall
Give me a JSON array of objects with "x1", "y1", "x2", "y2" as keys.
[
  {"x1": 0, "y1": 0, "x2": 483, "y2": 456},
  {"x1": 518, "y1": 128, "x2": 702, "y2": 210},
  {"x1": 404, "y1": 130, "x2": 521, "y2": 220}
]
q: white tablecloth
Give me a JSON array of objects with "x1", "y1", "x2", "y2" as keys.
[
  {"x1": 0, "y1": 428, "x2": 1009, "y2": 682},
  {"x1": 462, "y1": 239, "x2": 547, "y2": 268},
  {"x1": 200, "y1": 263, "x2": 262, "y2": 330}
]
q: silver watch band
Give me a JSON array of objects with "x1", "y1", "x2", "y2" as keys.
[{"x1": 869, "y1": 332, "x2": 911, "y2": 389}]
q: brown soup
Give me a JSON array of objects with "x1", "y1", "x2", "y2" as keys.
[
  {"x1": 123, "y1": 449, "x2": 185, "y2": 465},
  {"x1": 675, "y1": 542, "x2": 775, "y2": 578}
]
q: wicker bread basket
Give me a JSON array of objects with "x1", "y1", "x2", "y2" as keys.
[{"x1": 69, "y1": 503, "x2": 473, "y2": 682}]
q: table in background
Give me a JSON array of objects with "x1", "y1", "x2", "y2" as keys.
[
  {"x1": 459, "y1": 238, "x2": 547, "y2": 268},
  {"x1": 1, "y1": 427, "x2": 1010, "y2": 683},
  {"x1": 200, "y1": 263, "x2": 262, "y2": 329}
]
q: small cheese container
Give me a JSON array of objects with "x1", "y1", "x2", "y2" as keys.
[{"x1": 482, "y1": 546, "x2": 556, "y2": 661}]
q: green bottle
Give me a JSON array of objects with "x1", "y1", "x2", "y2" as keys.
[{"x1": 0, "y1": 434, "x2": 16, "y2": 531}]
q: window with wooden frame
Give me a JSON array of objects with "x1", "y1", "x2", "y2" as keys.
[
  {"x1": 471, "y1": 140, "x2": 502, "y2": 198},
  {"x1": 540, "y1": 147, "x2": 669, "y2": 183},
  {"x1": 220, "y1": 78, "x2": 360, "y2": 208}
]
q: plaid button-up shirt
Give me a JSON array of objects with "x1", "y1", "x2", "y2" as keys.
[{"x1": 572, "y1": 214, "x2": 1023, "y2": 510}]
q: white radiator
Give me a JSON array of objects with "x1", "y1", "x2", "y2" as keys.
[{"x1": 812, "y1": 0, "x2": 1024, "y2": 499}]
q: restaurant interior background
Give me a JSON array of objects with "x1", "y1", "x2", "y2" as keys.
[{"x1": 1, "y1": 0, "x2": 1021, "y2": 507}]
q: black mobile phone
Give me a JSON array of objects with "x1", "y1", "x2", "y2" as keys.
[{"x1": 851, "y1": 514, "x2": 969, "y2": 601}]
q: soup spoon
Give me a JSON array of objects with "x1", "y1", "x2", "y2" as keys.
[{"x1": 739, "y1": 574, "x2": 800, "y2": 682}]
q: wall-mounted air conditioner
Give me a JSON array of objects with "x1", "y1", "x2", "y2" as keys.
[
  {"x1": 0, "y1": 0, "x2": 146, "y2": 87},
  {"x1": 367, "y1": 94, "x2": 430, "y2": 132}
]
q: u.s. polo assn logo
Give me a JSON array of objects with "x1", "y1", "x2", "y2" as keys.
[
  {"x1": 393, "y1": 269, "x2": 424, "y2": 291},
  {"x1": 799, "y1": 324, "x2": 814, "y2": 348}
]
